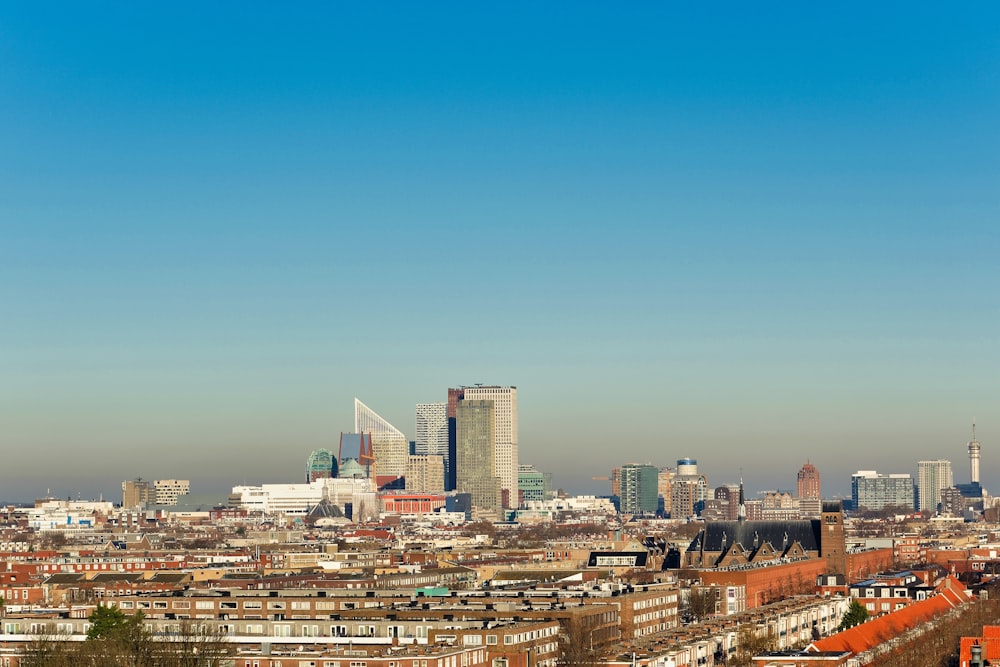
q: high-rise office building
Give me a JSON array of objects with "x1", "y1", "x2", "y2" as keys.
[
  {"x1": 617, "y1": 464, "x2": 659, "y2": 514},
  {"x1": 851, "y1": 471, "x2": 914, "y2": 511},
  {"x1": 797, "y1": 462, "x2": 821, "y2": 499},
  {"x1": 455, "y1": 399, "x2": 502, "y2": 515},
  {"x1": 446, "y1": 388, "x2": 465, "y2": 491},
  {"x1": 916, "y1": 460, "x2": 953, "y2": 513},
  {"x1": 415, "y1": 402, "x2": 449, "y2": 483},
  {"x1": 306, "y1": 448, "x2": 338, "y2": 482},
  {"x1": 122, "y1": 479, "x2": 153, "y2": 508},
  {"x1": 405, "y1": 455, "x2": 445, "y2": 493},
  {"x1": 460, "y1": 386, "x2": 518, "y2": 508},
  {"x1": 355, "y1": 398, "x2": 408, "y2": 482}
]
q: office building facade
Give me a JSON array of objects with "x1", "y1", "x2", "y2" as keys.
[
  {"x1": 851, "y1": 471, "x2": 915, "y2": 511},
  {"x1": 455, "y1": 399, "x2": 502, "y2": 515},
  {"x1": 461, "y1": 386, "x2": 518, "y2": 508},
  {"x1": 355, "y1": 398, "x2": 409, "y2": 481}
]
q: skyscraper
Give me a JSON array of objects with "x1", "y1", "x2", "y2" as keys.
[
  {"x1": 461, "y1": 386, "x2": 517, "y2": 508},
  {"x1": 446, "y1": 388, "x2": 465, "y2": 491},
  {"x1": 355, "y1": 398, "x2": 408, "y2": 482},
  {"x1": 916, "y1": 459, "x2": 953, "y2": 513},
  {"x1": 797, "y1": 461, "x2": 821, "y2": 499},
  {"x1": 617, "y1": 464, "x2": 658, "y2": 514},
  {"x1": 455, "y1": 399, "x2": 502, "y2": 515},
  {"x1": 415, "y1": 402, "x2": 449, "y2": 482}
]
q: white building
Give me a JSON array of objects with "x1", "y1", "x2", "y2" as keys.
[
  {"x1": 28, "y1": 499, "x2": 114, "y2": 531},
  {"x1": 355, "y1": 398, "x2": 409, "y2": 479},
  {"x1": 917, "y1": 459, "x2": 953, "y2": 512},
  {"x1": 462, "y1": 386, "x2": 518, "y2": 507},
  {"x1": 415, "y1": 402, "x2": 448, "y2": 458},
  {"x1": 230, "y1": 478, "x2": 377, "y2": 522}
]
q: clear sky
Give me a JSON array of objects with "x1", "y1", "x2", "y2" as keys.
[{"x1": 2, "y1": 3, "x2": 998, "y2": 503}]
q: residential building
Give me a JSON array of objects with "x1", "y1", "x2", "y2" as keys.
[
  {"x1": 618, "y1": 464, "x2": 659, "y2": 514},
  {"x1": 917, "y1": 459, "x2": 953, "y2": 513},
  {"x1": 461, "y1": 386, "x2": 518, "y2": 508},
  {"x1": 415, "y1": 402, "x2": 449, "y2": 481},
  {"x1": 153, "y1": 480, "x2": 190, "y2": 505},
  {"x1": 658, "y1": 467, "x2": 673, "y2": 516},
  {"x1": 851, "y1": 471, "x2": 915, "y2": 512},
  {"x1": 671, "y1": 459, "x2": 709, "y2": 519}
]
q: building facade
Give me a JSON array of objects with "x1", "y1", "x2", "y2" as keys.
[
  {"x1": 461, "y1": 386, "x2": 518, "y2": 508},
  {"x1": 404, "y1": 454, "x2": 445, "y2": 493},
  {"x1": 355, "y1": 398, "x2": 409, "y2": 481},
  {"x1": 618, "y1": 464, "x2": 659, "y2": 514},
  {"x1": 851, "y1": 471, "x2": 915, "y2": 511},
  {"x1": 916, "y1": 459, "x2": 953, "y2": 513},
  {"x1": 455, "y1": 399, "x2": 502, "y2": 515},
  {"x1": 797, "y1": 461, "x2": 821, "y2": 499},
  {"x1": 415, "y1": 402, "x2": 449, "y2": 481},
  {"x1": 517, "y1": 464, "x2": 549, "y2": 503}
]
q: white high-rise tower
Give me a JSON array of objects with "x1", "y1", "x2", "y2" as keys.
[
  {"x1": 917, "y1": 459, "x2": 953, "y2": 513},
  {"x1": 969, "y1": 421, "x2": 981, "y2": 484},
  {"x1": 461, "y1": 386, "x2": 517, "y2": 508}
]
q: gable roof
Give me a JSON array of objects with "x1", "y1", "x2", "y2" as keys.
[
  {"x1": 689, "y1": 520, "x2": 822, "y2": 554},
  {"x1": 810, "y1": 578, "x2": 970, "y2": 656}
]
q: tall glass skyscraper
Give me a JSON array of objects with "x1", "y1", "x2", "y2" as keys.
[{"x1": 415, "y1": 402, "x2": 449, "y2": 482}]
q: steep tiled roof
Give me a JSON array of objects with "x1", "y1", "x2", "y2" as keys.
[
  {"x1": 810, "y1": 578, "x2": 969, "y2": 656},
  {"x1": 690, "y1": 520, "x2": 822, "y2": 554}
]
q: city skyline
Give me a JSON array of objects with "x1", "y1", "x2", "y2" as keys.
[{"x1": 2, "y1": 4, "x2": 998, "y2": 502}]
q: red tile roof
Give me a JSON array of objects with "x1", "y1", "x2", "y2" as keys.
[{"x1": 810, "y1": 577, "x2": 969, "y2": 656}]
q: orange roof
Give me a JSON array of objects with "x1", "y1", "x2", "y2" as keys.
[
  {"x1": 812, "y1": 579, "x2": 969, "y2": 656},
  {"x1": 960, "y1": 636, "x2": 1000, "y2": 662}
]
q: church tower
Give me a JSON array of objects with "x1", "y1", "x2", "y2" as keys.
[{"x1": 820, "y1": 500, "x2": 846, "y2": 575}]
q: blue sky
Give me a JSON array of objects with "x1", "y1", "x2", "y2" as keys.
[{"x1": 1, "y1": 3, "x2": 998, "y2": 502}]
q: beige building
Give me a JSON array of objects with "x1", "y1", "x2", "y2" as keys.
[
  {"x1": 404, "y1": 454, "x2": 445, "y2": 493},
  {"x1": 456, "y1": 399, "x2": 502, "y2": 515},
  {"x1": 154, "y1": 479, "x2": 190, "y2": 505},
  {"x1": 462, "y1": 386, "x2": 517, "y2": 507}
]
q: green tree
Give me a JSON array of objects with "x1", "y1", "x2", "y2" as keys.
[
  {"x1": 87, "y1": 603, "x2": 135, "y2": 640},
  {"x1": 85, "y1": 603, "x2": 156, "y2": 666},
  {"x1": 837, "y1": 600, "x2": 870, "y2": 631}
]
